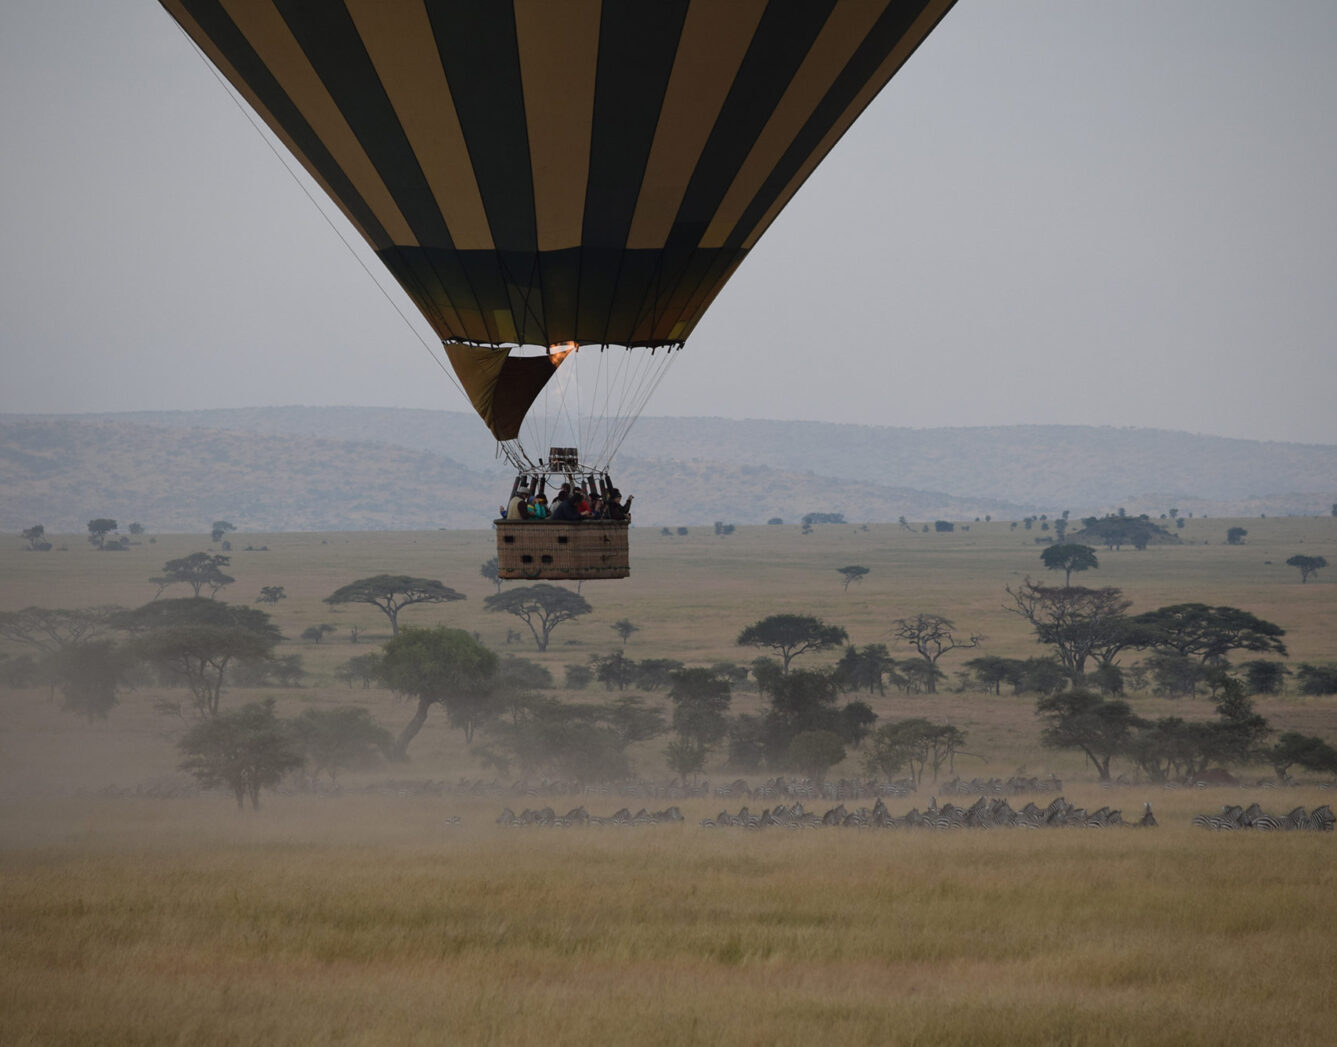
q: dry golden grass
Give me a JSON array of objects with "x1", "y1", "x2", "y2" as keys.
[
  {"x1": 2, "y1": 516, "x2": 1336, "y2": 1043},
  {"x1": 2, "y1": 794, "x2": 1336, "y2": 1045}
]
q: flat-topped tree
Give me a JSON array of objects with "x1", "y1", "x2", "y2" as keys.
[
  {"x1": 1286, "y1": 554, "x2": 1327, "y2": 584},
  {"x1": 484, "y1": 584, "x2": 592, "y2": 652},
  {"x1": 737, "y1": 614, "x2": 848, "y2": 674},
  {"x1": 115, "y1": 599, "x2": 281, "y2": 718},
  {"x1": 324, "y1": 575, "x2": 466, "y2": 636},
  {"x1": 0, "y1": 606, "x2": 122, "y2": 653},
  {"x1": 1131, "y1": 603, "x2": 1287, "y2": 665},
  {"x1": 1039, "y1": 544, "x2": 1099, "y2": 587},
  {"x1": 255, "y1": 586, "x2": 286, "y2": 605},
  {"x1": 152, "y1": 552, "x2": 234, "y2": 599},
  {"x1": 837, "y1": 565, "x2": 870, "y2": 591}
]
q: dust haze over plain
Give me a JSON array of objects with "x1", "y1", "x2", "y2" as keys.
[{"x1": 1, "y1": 1, "x2": 1334, "y2": 445}]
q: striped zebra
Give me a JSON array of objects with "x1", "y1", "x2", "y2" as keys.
[{"x1": 1041, "y1": 797, "x2": 1070, "y2": 827}]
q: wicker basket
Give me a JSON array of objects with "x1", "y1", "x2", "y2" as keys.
[{"x1": 495, "y1": 519, "x2": 630, "y2": 580}]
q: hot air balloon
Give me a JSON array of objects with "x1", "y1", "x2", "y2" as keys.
[{"x1": 160, "y1": 0, "x2": 957, "y2": 578}]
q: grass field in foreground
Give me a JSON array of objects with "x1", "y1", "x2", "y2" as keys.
[
  {"x1": 1, "y1": 517, "x2": 1335, "y2": 1043},
  {"x1": 2, "y1": 793, "x2": 1336, "y2": 1047}
]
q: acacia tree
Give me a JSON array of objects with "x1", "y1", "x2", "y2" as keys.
[
  {"x1": 152, "y1": 552, "x2": 235, "y2": 598},
  {"x1": 379, "y1": 626, "x2": 499, "y2": 756},
  {"x1": 21, "y1": 525, "x2": 50, "y2": 551},
  {"x1": 1267, "y1": 732, "x2": 1337, "y2": 783},
  {"x1": 890, "y1": 614, "x2": 980, "y2": 694},
  {"x1": 211, "y1": 521, "x2": 237, "y2": 543},
  {"x1": 835, "y1": 644, "x2": 896, "y2": 695},
  {"x1": 325, "y1": 575, "x2": 466, "y2": 636},
  {"x1": 87, "y1": 519, "x2": 118, "y2": 548},
  {"x1": 1131, "y1": 603, "x2": 1286, "y2": 666},
  {"x1": 963, "y1": 655, "x2": 1021, "y2": 696},
  {"x1": 1035, "y1": 690, "x2": 1143, "y2": 782},
  {"x1": 0, "y1": 606, "x2": 121, "y2": 653},
  {"x1": 611, "y1": 618, "x2": 640, "y2": 643},
  {"x1": 480, "y1": 558, "x2": 502, "y2": 594},
  {"x1": 256, "y1": 586, "x2": 287, "y2": 605},
  {"x1": 179, "y1": 698, "x2": 303, "y2": 810},
  {"x1": 1073, "y1": 514, "x2": 1172, "y2": 551},
  {"x1": 736, "y1": 614, "x2": 848, "y2": 673},
  {"x1": 117, "y1": 599, "x2": 281, "y2": 718},
  {"x1": 1039, "y1": 544, "x2": 1099, "y2": 587},
  {"x1": 1286, "y1": 554, "x2": 1327, "y2": 584},
  {"x1": 836, "y1": 565, "x2": 870, "y2": 591},
  {"x1": 1005, "y1": 580, "x2": 1136, "y2": 677},
  {"x1": 484, "y1": 584, "x2": 592, "y2": 652},
  {"x1": 864, "y1": 719, "x2": 966, "y2": 786}
]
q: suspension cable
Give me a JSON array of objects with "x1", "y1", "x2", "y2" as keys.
[{"x1": 168, "y1": 17, "x2": 465, "y2": 401}]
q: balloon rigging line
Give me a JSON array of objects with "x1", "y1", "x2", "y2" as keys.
[
  {"x1": 170, "y1": 16, "x2": 465, "y2": 401},
  {"x1": 174, "y1": 18, "x2": 677, "y2": 477}
]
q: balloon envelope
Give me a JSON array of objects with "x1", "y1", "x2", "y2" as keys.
[{"x1": 162, "y1": 0, "x2": 957, "y2": 445}]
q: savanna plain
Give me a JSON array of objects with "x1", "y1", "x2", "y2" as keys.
[{"x1": 2, "y1": 516, "x2": 1335, "y2": 1045}]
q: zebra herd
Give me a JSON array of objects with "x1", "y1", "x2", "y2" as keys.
[
  {"x1": 476, "y1": 797, "x2": 1337, "y2": 832},
  {"x1": 1191, "y1": 802, "x2": 1334, "y2": 831},
  {"x1": 495, "y1": 805, "x2": 685, "y2": 828},
  {"x1": 698, "y1": 795, "x2": 1156, "y2": 830}
]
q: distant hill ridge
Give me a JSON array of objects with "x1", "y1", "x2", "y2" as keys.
[{"x1": 1, "y1": 408, "x2": 1332, "y2": 533}]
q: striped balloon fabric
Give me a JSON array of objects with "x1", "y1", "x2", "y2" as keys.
[{"x1": 161, "y1": 0, "x2": 956, "y2": 441}]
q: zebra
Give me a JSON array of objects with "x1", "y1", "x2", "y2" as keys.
[
  {"x1": 1084, "y1": 807, "x2": 1122, "y2": 828},
  {"x1": 1041, "y1": 797, "x2": 1070, "y2": 827}
]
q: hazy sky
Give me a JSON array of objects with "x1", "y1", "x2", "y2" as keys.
[{"x1": 3, "y1": 1, "x2": 1335, "y2": 444}]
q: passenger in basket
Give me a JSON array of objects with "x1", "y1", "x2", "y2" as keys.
[
  {"x1": 550, "y1": 489, "x2": 581, "y2": 522},
  {"x1": 505, "y1": 487, "x2": 532, "y2": 521},
  {"x1": 530, "y1": 494, "x2": 549, "y2": 520},
  {"x1": 604, "y1": 489, "x2": 632, "y2": 522}
]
